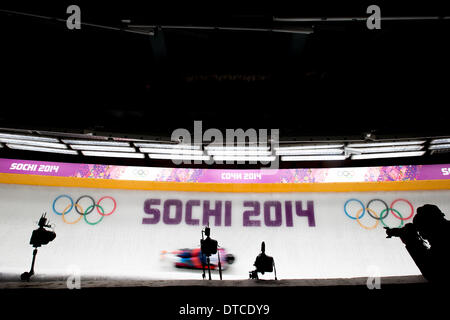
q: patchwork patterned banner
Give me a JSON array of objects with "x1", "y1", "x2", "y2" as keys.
[{"x1": 1, "y1": 158, "x2": 450, "y2": 183}]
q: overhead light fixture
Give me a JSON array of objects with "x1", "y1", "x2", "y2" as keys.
[
  {"x1": 81, "y1": 151, "x2": 144, "y2": 158},
  {"x1": 6, "y1": 144, "x2": 78, "y2": 155},
  {"x1": 62, "y1": 139, "x2": 130, "y2": 146},
  {"x1": 207, "y1": 150, "x2": 272, "y2": 156},
  {"x1": 112, "y1": 137, "x2": 145, "y2": 142},
  {"x1": 148, "y1": 154, "x2": 210, "y2": 161},
  {"x1": 134, "y1": 142, "x2": 201, "y2": 150},
  {"x1": 70, "y1": 145, "x2": 136, "y2": 152},
  {"x1": 430, "y1": 138, "x2": 450, "y2": 145},
  {"x1": 212, "y1": 155, "x2": 276, "y2": 162},
  {"x1": 139, "y1": 148, "x2": 204, "y2": 155},
  {"x1": 205, "y1": 146, "x2": 270, "y2": 151},
  {"x1": 429, "y1": 144, "x2": 450, "y2": 150},
  {"x1": 281, "y1": 155, "x2": 348, "y2": 161},
  {"x1": 0, "y1": 133, "x2": 59, "y2": 143},
  {"x1": 276, "y1": 148, "x2": 343, "y2": 156},
  {"x1": 430, "y1": 149, "x2": 450, "y2": 155},
  {"x1": 273, "y1": 16, "x2": 446, "y2": 22},
  {"x1": 35, "y1": 130, "x2": 108, "y2": 140},
  {"x1": 345, "y1": 145, "x2": 423, "y2": 154},
  {"x1": 139, "y1": 24, "x2": 313, "y2": 35},
  {"x1": 275, "y1": 144, "x2": 344, "y2": 151},
  {"x1": 0, "y1": 138, "x2": 67, "y2": 149},
  {"x1": 351, "y1": 151, "x2": 425, "y2": 160},
  {"x1": 347, "y1": 140, "x2": 425, "y2": 148},
  {"x1": 428, "y1": 144, "x2": 450, "y2": 155}
]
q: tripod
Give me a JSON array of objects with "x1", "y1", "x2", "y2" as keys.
[
  {"x1": 21, "y1": 247, "x2": 38, "y2": 281},
  {"x1": 201, "y1": 251, "x2": 223, "y2": 280},
  {"x1": 20, "y1": 213, "x2": 56, "y2": 282}
]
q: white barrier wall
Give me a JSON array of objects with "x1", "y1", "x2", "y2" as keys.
[{"x1": 1, "y1": 183, "x2": 449, "y2": 280}]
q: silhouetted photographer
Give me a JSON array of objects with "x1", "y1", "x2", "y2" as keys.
[
  {"x1": 249, "y1": 241, "x2": 277, "y2": 280},
  {"x1": 21, "y1": 213, "x2": 56, "y2": 281},
  {"x1": 385, "y1": 204, "x2": 450, "y2": 283}
]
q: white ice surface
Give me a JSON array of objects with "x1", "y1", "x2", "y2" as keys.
[{"x1": 2, "y1": 184, "x2": 445, "y2": 280}]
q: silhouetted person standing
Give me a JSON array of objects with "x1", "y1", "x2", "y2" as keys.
[{"x1": 385, "y1": 204, "x2": 450, "y2": 283}]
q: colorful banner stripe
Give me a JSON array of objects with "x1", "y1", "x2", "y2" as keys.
[
  {"x1": 1, "y1": 158, "x2": 450, "y2": 183},
  {"x1": 2, "y1": 158, "x2": 450, "y2": 192}
]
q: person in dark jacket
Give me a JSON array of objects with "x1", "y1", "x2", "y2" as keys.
[{"x1": 385, "y1": 204, "x2": 450, "y2": 283}]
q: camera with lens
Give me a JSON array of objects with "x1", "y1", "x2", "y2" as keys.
[
  {"x1": 385, "y1": 227, "x2": 403, "y2": 238},
  {"x1": 254, "y1": 253, "x2": 274, "y2": 274},
  {"x1": 21, "y1": 213, "x2": 56, "y2": 281},
  {"x1": 29, "y1": 213, "x2": 56, "y2": 247},
  {"x1": 249, "y1": 242, "x2": 277, "y2": 280},
  {"x1": 249, "y1": 259, "x2": 274, "y2": 279},
  {"x1": 385, "y1": 223, "x2": 418, "y2": 240}
]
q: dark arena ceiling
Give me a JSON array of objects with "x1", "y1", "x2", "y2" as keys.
[{"x1": 0, "y1": 1, "x2": 449, "y2": 168}]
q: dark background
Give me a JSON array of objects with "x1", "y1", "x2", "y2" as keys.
[
  {"x1": 1, "y1": 1, "x2": 449, "y2": 139},
  {"x1": 0, "y1": 282, "x2": 446, "y2": 318}
]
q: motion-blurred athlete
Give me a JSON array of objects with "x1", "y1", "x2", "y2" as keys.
[{"x1": 161, "y1": 248, "x2": 235, "y2": 270}]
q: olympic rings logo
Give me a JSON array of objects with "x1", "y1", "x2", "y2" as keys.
[
  {"x1": 344, "y1": 198, "x2": 414, "y2": 230},
  {"x1": 133, "y1": 168, "x2": 149, "y2": 177},
  {"x1": 337, "y1": 170, "x2": 354, "y2": 178},
  {"x1": 52, "y1": 195, "x2": 117, "y2": 225}
]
